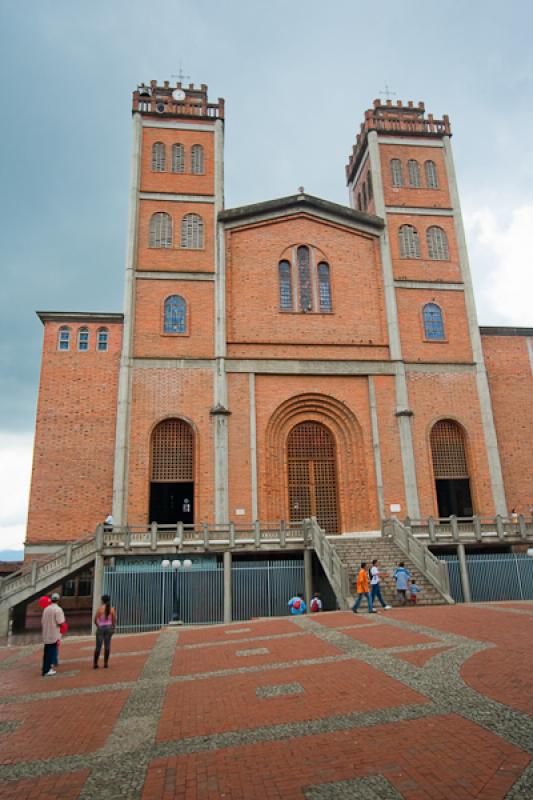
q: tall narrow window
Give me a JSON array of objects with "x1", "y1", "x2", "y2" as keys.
[
  {"x1": 362, "y1": 183, "x2": 368, "y2": 210},
  {"x1": 181, "y1": 213, "x2": 204, "y2": 249},
  {"x1": 58, "y1": 326, "x2": 70, "y2": 351},
  {"x1": 399, "y1": 224, "x2": 421, "y2": 258},
  {"x1": 425, "y1": 160, "x2": 438, "y2": 188},
  {"x1": 96, "y1": 328, "x2": 109, "y2": 351},
  {"x1": 407, "y1": 159, "x2": 421, "y2": 187},
  {"x1": 279, "y1": 260, "x2": 293, "y2": 310},
  {"x1": 191, "y1": 144, "x2": 204, "y2": 174},
  {"x1": 367, "y1": 171, "x2": 373, "y2": 201},
  {"x1": 391, "y1": 159, "x2": 403, "y2": 187},
  {"x1": 297, "y1": 246, "x2": 312, "y2": 311},
  {"x1": 318, "y1": 262, "x2": 332, "y2": 311},
  {"x1": 426, "y1": 226, "x2": 449, "y2": 260},
  {"x1": 172, "y1": 143, "x2": 185, "y2": 173},
  {"x1": 151, "y1": 142, "x2": 166, "y2": 172},
  {"x1": 357, "y1": 192, "x2": 362, "y2": 211},
  {"x1": 423, "y1": 303, "x2": 445, "y2": 340},
  {"x1": 78, "y1": 327, "x2": 89, "y2": 351},
  {"x1": 164, "y1": 295, "x2": 187, "y2": 333},
  {"x1": 149, "y1": 212, "x2": 173, "y2": 248}
]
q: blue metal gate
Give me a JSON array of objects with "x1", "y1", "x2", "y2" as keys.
[
  {"x1": 103, "y1": 556, "x2": 305, "y2": 632},
  {"x1": 440, "y1": 552, "x2": 533, "y2": 603}
]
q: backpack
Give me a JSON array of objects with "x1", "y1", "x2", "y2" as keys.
[
  {"x1": 292, "y1": 598, "x2": 301, "y2": 610},
  {"x1": 310, "y1": 597, "x2": 319, "y2": 612}
]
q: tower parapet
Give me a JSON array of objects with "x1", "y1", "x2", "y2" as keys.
[
  {"x1": 133, "y1": 80, "x2": 224, "y2": 120},
  {"x1": 346, "y1": 99, "x2": 451, "y2": 184}
]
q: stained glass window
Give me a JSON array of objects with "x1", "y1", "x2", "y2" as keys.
[{"x1": 164, "y1": 295, "x2": 187, "y2": 334}]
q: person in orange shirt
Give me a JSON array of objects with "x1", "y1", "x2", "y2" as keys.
[{"x1": 352, "y1": 562, "x2": 376, "y2": 614}]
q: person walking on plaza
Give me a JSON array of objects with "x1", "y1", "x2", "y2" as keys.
[
  {"x1": 41, "y1": 593, "x2": 65, "y2": 676},
  {"x1": 352, "y1": 562, "x2": 376, "y2": 613},
  {"x1": 370, "y1": 559, "x2": 392, "y2": 610},
  {"x1": 288, "y1": 593, "x2": 307, "y2": 615},
  {"x1": 93, "y1": 594, "x2": 116, "y2": 668},
  {"x1": 393, "y1": 562, "x2": 412, "y2": 606}
]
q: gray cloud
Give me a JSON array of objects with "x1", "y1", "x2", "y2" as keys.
[{"x1": 2, "y1": 0, "x2": 533, "y2": 436}]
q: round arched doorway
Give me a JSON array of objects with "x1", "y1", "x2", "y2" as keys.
[
  {"x1": 287, "y1": 421, "x2": 340, "y2": 534},
  {"x1": 149, "y1": 418, "x2": 195, "y2": 524},
  {"x1": 430, "y1": 419, "x2": 473, "y2": 517}
]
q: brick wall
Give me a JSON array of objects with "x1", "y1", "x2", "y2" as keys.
[
  {"x1": 482, "y1": 334, "x2": 533, "y2": 514},
  {"x1": 26, "y1": 320, "x2": 122, "y2": 545}
]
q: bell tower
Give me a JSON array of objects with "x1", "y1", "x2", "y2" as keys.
[
  {"x1": 345, "y1": 99, "x2": 507, "y2": 518},
  {"x1": 112, "y1": 81, "x2": 226, "y2": 526}
]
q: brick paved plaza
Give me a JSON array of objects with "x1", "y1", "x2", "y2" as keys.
[{"x1": 0, "y1": 604, "x2": 532, "y2": 799}]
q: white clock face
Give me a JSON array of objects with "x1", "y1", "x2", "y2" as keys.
[{"x1": 172, "y1": 89, "x2": 186, "y2": 102}]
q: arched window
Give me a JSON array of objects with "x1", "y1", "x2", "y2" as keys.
[
  {"x1": 172, "y1": 143, "x2": 185, "y2": 173},
  {"x1": 164, "y1": 295, "x2": 187, "y2": 334},
  {"x1": 297, "y1": 245, "x2": 312, "y2": 311},
  {"x1": 426, "y1": 226, "x2": 449, "y2": 260},
  {"x1": 425, "y1": 160, "x2": 439, "y2": 189},
  {"x1": 423, "y1": 303, "x2": 445, "y2": 340},
  {"x1": 399, "y1": 225, "x2": 421, "y2": 258},
  {"x1": 151, "y1": 142, "x2": 166, "y2": 172},
  {"x1": 181, "y1": 213, "x2": 204, "y2": 249},
  {"x1": 78, "y1": 327, "x2": 89, "y2": 351},
  {"x1": 367, "y1": 171, "x2": 373, "y2": 201},
  {"x1": 391, "y1": 159, "x2": 403, "y2": 187},
  {"x1": 279, "y1": 260, "x2": 293, "y2": 310},
  {"x1": 362, "y1": 183, "x2": 368, "y2": 210},
  {"x1": 191, "y1": 144, "x2": 204, "y2": 174},
  {"x1": 151, "y1": 419, "x2": 193, "y2": 482},
  {"x1": 318, "y1": 262, "x2": 332, "y2": 311},
  {"x1": 408, "y1": 159, "x2": 421, "y2": 187},
  {"x1": 58, "y1": 326, "x2": 70, "y2": 351},
  {"x1": 96, "y1": 328, "x2": 109, "y2": 351},
  {"x1": 149, "y1": 212, "x2": 173, "y2": 248}
]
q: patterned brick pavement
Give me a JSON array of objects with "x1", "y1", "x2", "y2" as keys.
[{"x1": 0, "y1": 603, "x2": 532, "y2": 798}]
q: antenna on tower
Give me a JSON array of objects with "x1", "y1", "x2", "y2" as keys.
[
  {"x1": 379, "y1": 83, "x2": 397, "y2": 102},
  {"x1": 172, "y1": 63, "x2": 191, "y2": 85}
]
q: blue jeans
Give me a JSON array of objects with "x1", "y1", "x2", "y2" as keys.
[
  {"x1": 42, "y1": 643, "x2": 57, "y2": 675},
  {"x1": 371, "y1": 583, "x2": 387, "y2": 608},
  {"x1": 353, "y1": 592, "x2": 373, "y2": 612}
]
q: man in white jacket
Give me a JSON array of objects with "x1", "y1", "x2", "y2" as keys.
[{"x1": 41, "y1": 593, "x2": 65, "y2": 676}]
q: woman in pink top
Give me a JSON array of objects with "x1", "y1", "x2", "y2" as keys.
[{"x1": 93, "y1": 594, "x2": 116, "y2": 669}]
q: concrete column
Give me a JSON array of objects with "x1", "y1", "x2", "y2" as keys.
[
  {"x1": 367, "y1": 131, "x2": 420, "y2": 518},
  {"x1": 91, "y1": 553, "x2": 105, "y2": 634},
  {"x1": 368, "y1": 377, "x2": 385, "y2": 519},
  {"x1": 304, "y1": 549, "x2": 313, "y2": 610},
  {"x1": 442, "y1": 136, "x2": 507, "y2": 516},
  {"x1": 456, "y1": 543, "x2": 471, "y2": 603},
  {"x1": 395, "y1": 364, "x2": 420, "y2": 518},
  {"x1": 223, "y1": 550, "x2": 232, "y2": 624},
  {"x1": 112, "y1": 112, "x2": 143, "y2": 525},
  {"x1": 0, "y1": 603, "x2": 10, "y2": 639},
  {"x1": 213, "y1": 117, "x2": 229, "y2": 524},
  {"x1": 249, "y1": 373, "x2": 258, "y2": 521}
]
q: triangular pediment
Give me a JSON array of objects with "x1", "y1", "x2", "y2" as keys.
[{"x1": 219, "y1": 192, "x2": 383, "y2": 235}]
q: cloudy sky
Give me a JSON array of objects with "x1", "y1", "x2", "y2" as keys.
[{"x1": 1, "y1": 0, "x2": 532, "y2": 554}]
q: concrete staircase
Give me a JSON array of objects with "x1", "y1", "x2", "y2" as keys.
[{"x1": 329, "y1": 535, "x2": 449, "y2": 607}]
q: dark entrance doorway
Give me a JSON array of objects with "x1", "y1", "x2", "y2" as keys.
[
  {"x1": 150, "y1": 418, "x2": 195, "y2": 525},
  {"x1": 430, "y1": 420, "x2": 473, "y2": 518},
  {"x1": 149, "y1": 482, "x2": 194, "y2": 524},
  {"x1": 435, "y1": 478, "x2": 473, "y2": 518},
  {"x1": 287, "y1": 421, "x2": 339, "y2": 534}
]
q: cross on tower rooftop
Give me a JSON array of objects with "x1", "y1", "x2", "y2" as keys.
[{"x1": 379, "y1": 83, "x2": 397, "y2": 102}]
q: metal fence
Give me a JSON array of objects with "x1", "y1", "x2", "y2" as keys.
[
  {"x1": 103, "y1": 557, "x2": 304, "y2": 632},
  {"x1": 439, "y1": 553, "x2": 533, "y2": 603},
  {"x1": 232, "y1": 560, "x2": 304, "y2": 620}
]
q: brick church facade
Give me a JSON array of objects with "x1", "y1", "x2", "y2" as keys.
[{"x1": 25, "y1": 82, "x2": 533, "y2": 557}]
